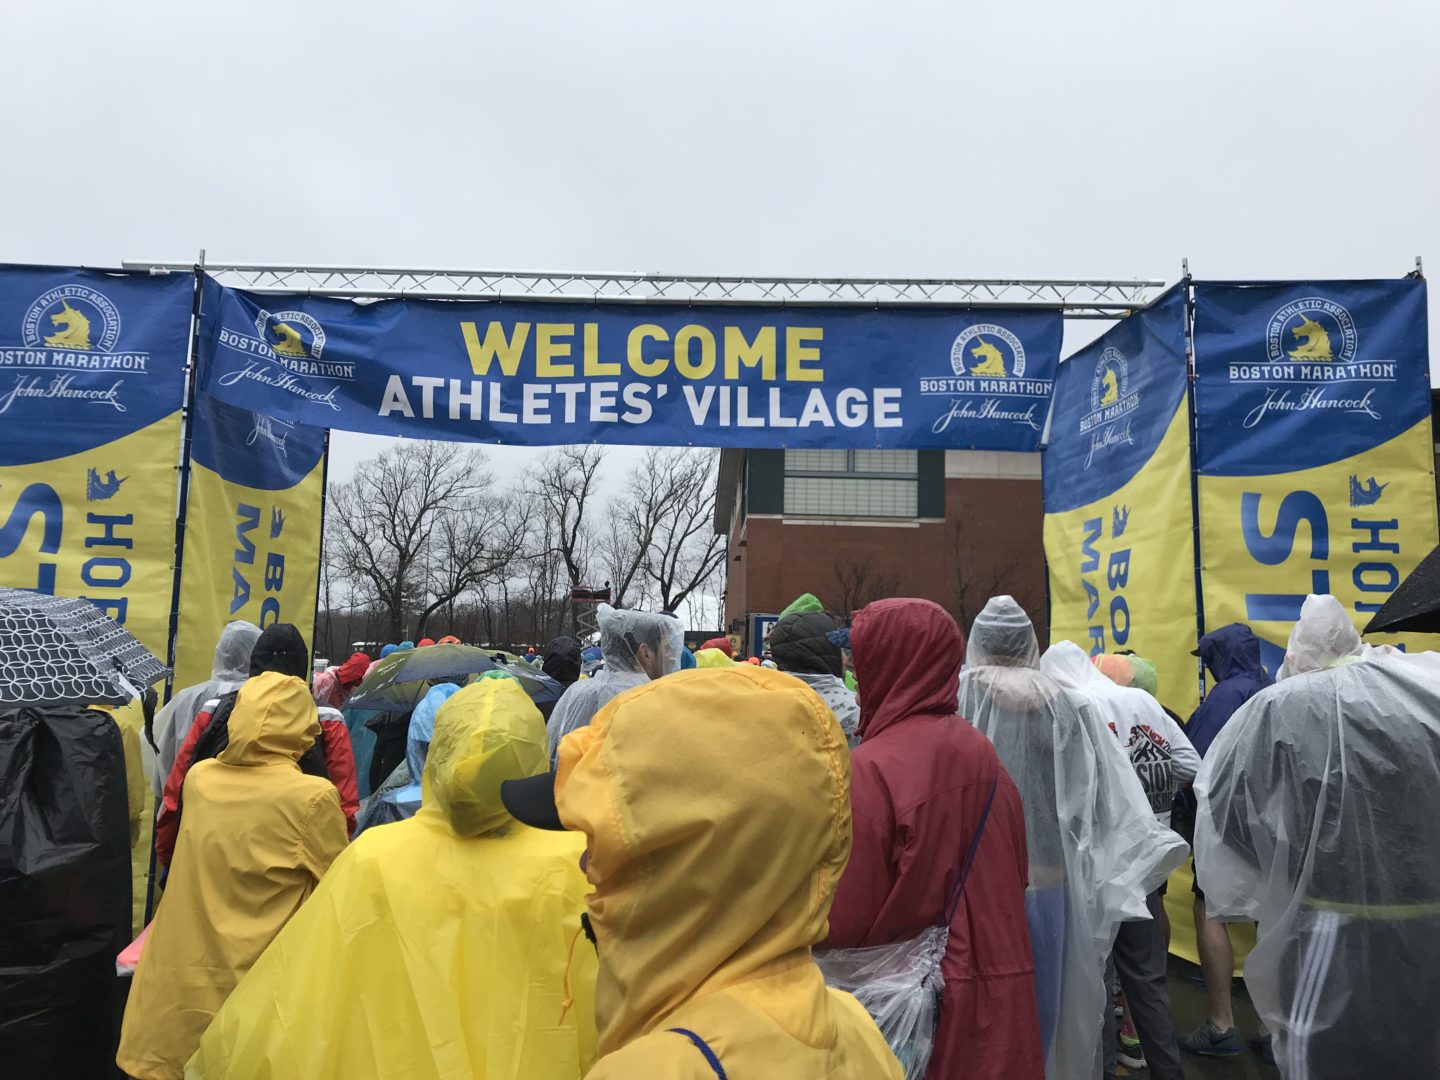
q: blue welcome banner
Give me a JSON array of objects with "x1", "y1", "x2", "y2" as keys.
[
  {"x1": 196, "y1": 277, "x2": 1063, "y2": 450},
  {"x1": 1194, "y1": 279, "x2": 1437, "y2": 673}
]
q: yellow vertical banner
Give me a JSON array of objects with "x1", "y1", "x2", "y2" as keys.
[
  {"x1": 0, "y1": 266, "x2": 193, "y2": 664},
  {"x1": 171, "y1": 382, "x2": 326, "y2": 691},
  {"x1": 1043, "y1": 287, "x2": 1201, "y2": 716},
  {"x1": 1194, "y1": 280, "x2": 1438, "y2": 676}
]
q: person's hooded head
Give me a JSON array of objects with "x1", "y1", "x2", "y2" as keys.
[
  {"x1": 966, "y1": 596, "x2": 1040, "y2": 669},
  {"x1": 699, "y1": 636, "x2": 733, "y2": 658},
  {"x1": 248, "y1": 624, "x2": 310, "y2": 678},
  {"x1": 218, "y1": 671, "x2": 321, "y2": 767},
  {"x1": 1278, "y1": 595, "x2": 1363, "y2": 680},
  {"x1": 397, "y1": 641, "x2": 416, "y2": 652},
  {"x1": 379, "y1": 643, "x2": 399, "y2": 660},
  {"x1": 597, "y1": 605, "x2": 684, "y2": 681},
  {"x1": 550, "y1": 666, "x2": 852, "y2": 1054},
  {"x1": 210, "y1": 621, "x2": 263, "y2": 687},
  {"x1": 335, "y1": 651, "x2": 371, "y2": 688},
  {"x1": 768, "y1": 609, "x2": 844, "y2": 678},
  {"x1": 406, "y1": 682, "x2": 461, "y2": 782},
  {"x1": 541, "y1": 636, "x2": 583, "y2": 687},
  {"x1": 423, "y1": 678, "x2": 548, "y2": 837},
  {"x1": 694, "y1": 648, "x2": 735, "y2": 669},
  {"x1": 417, "y1": 638, "x2": 436, "y2": 648},
  {"x1": 437, "y1": 635, "x2": 461, "y2": 645},
  {"x1": 850, "y1": 598, "x2": 963, "y2": 740},
  {"x1": 1197, "y1": 623, "x2": 1270, "y2": 684}
]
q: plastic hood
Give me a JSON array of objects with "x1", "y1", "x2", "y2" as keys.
[
  {"x1": 211, "y1": 621, "x2": 262, "y2": 684},
  {"x1": 423, "y1": 678, "x2": 548, "y2": 837},
  {"x1": 217, "y1": 672, "x2": 320, "y2": 767},
  {"x1": 966, "y1": 596, "x2": 1040, "y2": 669},
  {"x1": 1278, "y1": 595, "x2": 1363, "y2": 680},
  {"x1": 554, "y1": 666, "x2": 851, "y2": 1056},
  {"x1": 596, "y1": 604, "x2": 685, "y2": 676}
]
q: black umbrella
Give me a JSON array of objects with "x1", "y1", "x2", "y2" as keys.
[
  {"x1": 0, "y1": 588, "x2": 169, "y2": 707},
  {"x1": 1364, "y1": 543, "x2": 1440, "y2": 635}
]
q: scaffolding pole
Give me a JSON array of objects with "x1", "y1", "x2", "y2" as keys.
[{"x1": 122, "y1": 261, "x2": 1168, "y2": 318}]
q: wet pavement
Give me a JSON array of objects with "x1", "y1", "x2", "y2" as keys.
[{"x1": 1120, "y1": 957, "x2": 1274, "y2": 1079}]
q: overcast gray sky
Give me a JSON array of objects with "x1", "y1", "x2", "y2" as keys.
[{"x1": 3, "y1": 0, "x2": 1437, "y2": 484}]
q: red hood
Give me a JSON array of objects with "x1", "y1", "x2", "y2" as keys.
[
  {"x1": 851, "y1": 598, "x2": 965, "y2": 740},
  {"x1": 336, "y1": 652, "x2": 372, "y2": 686}
]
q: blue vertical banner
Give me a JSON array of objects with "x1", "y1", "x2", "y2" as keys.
[
  {"x1": 171, "y1": 381, "x2": 327, "y2": 691},
  {"x1": 1194, "y1": 279, "x2": 1437, "y2": 673},
  {"x1": 0, "y1": 265, "x2": 192, "y2": 663},
  {"x1": 196, "y1": 278, "x2": 1064, "y2": 450},
  {"x1": 1042, "y1": 287, "x2": 1200, "y2": 715}
]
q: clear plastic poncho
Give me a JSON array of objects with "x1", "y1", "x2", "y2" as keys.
[
  {"x1": 150, "y1": 621, "x2": 261, "y2": 796},
  {"x1": 1041, "y1": 641, "x2": 1201, "y2": 827},
  {"x1": 1195, "y1": 595, "x2": 1440, "y2": 1077},
  {"x1": 545, "y1": 605, "x2": 684, "y2": 767},
  {"x1": 956, "y1": 597, "x2": 1187, "y2": 1080}
]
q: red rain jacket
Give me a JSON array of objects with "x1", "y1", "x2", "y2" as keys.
[
  {"x1": 823, "y1": 598, "x2": 1043, "y2": 1080},
  {"x1": 156, "y1": 697, "x2": 358, "y2": 865}
]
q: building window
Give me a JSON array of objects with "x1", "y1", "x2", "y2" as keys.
[{"x1": 783, "y1": 449, "x2": 918, "y2": 518}]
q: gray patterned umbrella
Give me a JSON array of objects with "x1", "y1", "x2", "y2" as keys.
[{"x1": 0, "y1": 588, "x2": 169, "y2": 707}]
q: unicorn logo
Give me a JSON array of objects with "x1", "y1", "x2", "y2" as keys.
[
  {"x1": 44, "y1": 301, "x2": 92, "y2": 350},
  {"x1": 1099, "y1": 367, "x2": 1119, "y2": 406},
  {"x1": 86, "y1": 469, "x2": 127, "y2": 501},
  {"x1": 256, "y1": 310, "x2": 327, "y2": 363},
  {"x1": 270, "y1": 507, "x2": 286, "y2": 538},
  {"x1": 270, "y1": 321, "x2": 310, "y2": 358},
  {"x1": 1349, "y1": 475, "x2": 1388, "y2": 507},
  {"x1": 1287, "y1": 315, "x2": 1334, "y2": 362},
  {"x1": 968, "y1": 338, "x2": 1009, "y2": 377},
  {"x1": 950, "y1": 323, "x2": 1026, "y2": 378},
  {"x1": 1266, "y1": 298, "x2": 1357, "y2": 366},
  {"x1": 1112, "y1": 504, "x2": 1130, "y2": 537}
]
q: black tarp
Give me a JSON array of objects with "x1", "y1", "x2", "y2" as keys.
[{"x1": 0, "y1": 705, "x2": 132, "y2": 1077}]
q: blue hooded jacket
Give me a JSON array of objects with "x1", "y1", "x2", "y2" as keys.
[{"x1": 1187, "y1": 624, "x2": 1273, "y2": 758}]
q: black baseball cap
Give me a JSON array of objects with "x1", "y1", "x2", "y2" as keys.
[{"x1": 500, "y1": 771, "x2": 565, "y2": 830}]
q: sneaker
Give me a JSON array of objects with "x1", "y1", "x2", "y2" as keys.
[
  {"x1": 1116, "y1": 1037, "x2": 1146, "y2": 1069},
  {"x1": 1179, "y1": 1019, "x2": 1245, "y2": 1057}
]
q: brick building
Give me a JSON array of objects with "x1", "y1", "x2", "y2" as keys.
[{"x1": 714, "y1": 448, "x2": 1048, "y2": 655}]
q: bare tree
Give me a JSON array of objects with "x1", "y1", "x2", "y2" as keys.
[
  {"x1": 639, "y1": 449, "x2": 727, "y2": 613},
  {"x1": 325, "y1": 442, "x2": 489, "y2": 642},
  {"x1": 945, "y1": 500, "x2": 1035, "y2": 635},
  {"x1": 527, "y1": 445, "x2": 604, "y2": 631},
  {"x1": 413, "y1": 489, "x2": 531, "y2": 639},
  {"x1": 830, "y1": 557, "x2": 900, "y2": 618}
]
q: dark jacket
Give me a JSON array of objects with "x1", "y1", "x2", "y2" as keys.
[
  {"x1": 0, "y1": 705, "x2": 131, "y2": 1076},
  {"x1": 768, "y1": 610, "x2": 843, "y2": 677},
  {"x1": 1187, "y1": 624, "x2": 1273, "y2": 758},
  {"x1": 823, "y1": 599, "x2": 1043, "y2": 1080},
  {"x1": 542, "y1": 636, "x2": 582, "y2": 687}
]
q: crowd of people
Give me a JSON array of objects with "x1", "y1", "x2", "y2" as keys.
[{"x1": 4, "y1": 589, "x2": 1438, "y2": 1079}]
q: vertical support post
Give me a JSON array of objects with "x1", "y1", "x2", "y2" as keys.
[
  {"x1": 149, "y1": 249, "x2": 204, "y2": 924},
  {"x1": 311, "y1": 428, "x2": 331, "y2": 668},
  {"x1": 1183, "y1": 265, "x2": 1208, "y2": 706}
]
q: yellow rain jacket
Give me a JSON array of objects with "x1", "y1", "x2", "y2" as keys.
[
  {"x1": 117, "y1": 673, "x2": 347, "y2": 1080},
  {"x1": 187, "y1": 678, "x2": 598, "y2": 1079},
  {"x1": 555, "y1": 666, "x2": 903, "y2": 1079}
]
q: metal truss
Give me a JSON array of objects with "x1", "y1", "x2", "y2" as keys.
[{"x1": 122, "y1": 261, "x2": 1168, "y2": 317}]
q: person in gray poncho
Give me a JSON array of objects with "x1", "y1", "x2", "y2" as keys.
[{"x1": 1195, "y1": 594, "x2": 1440, "y2": 1079}]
